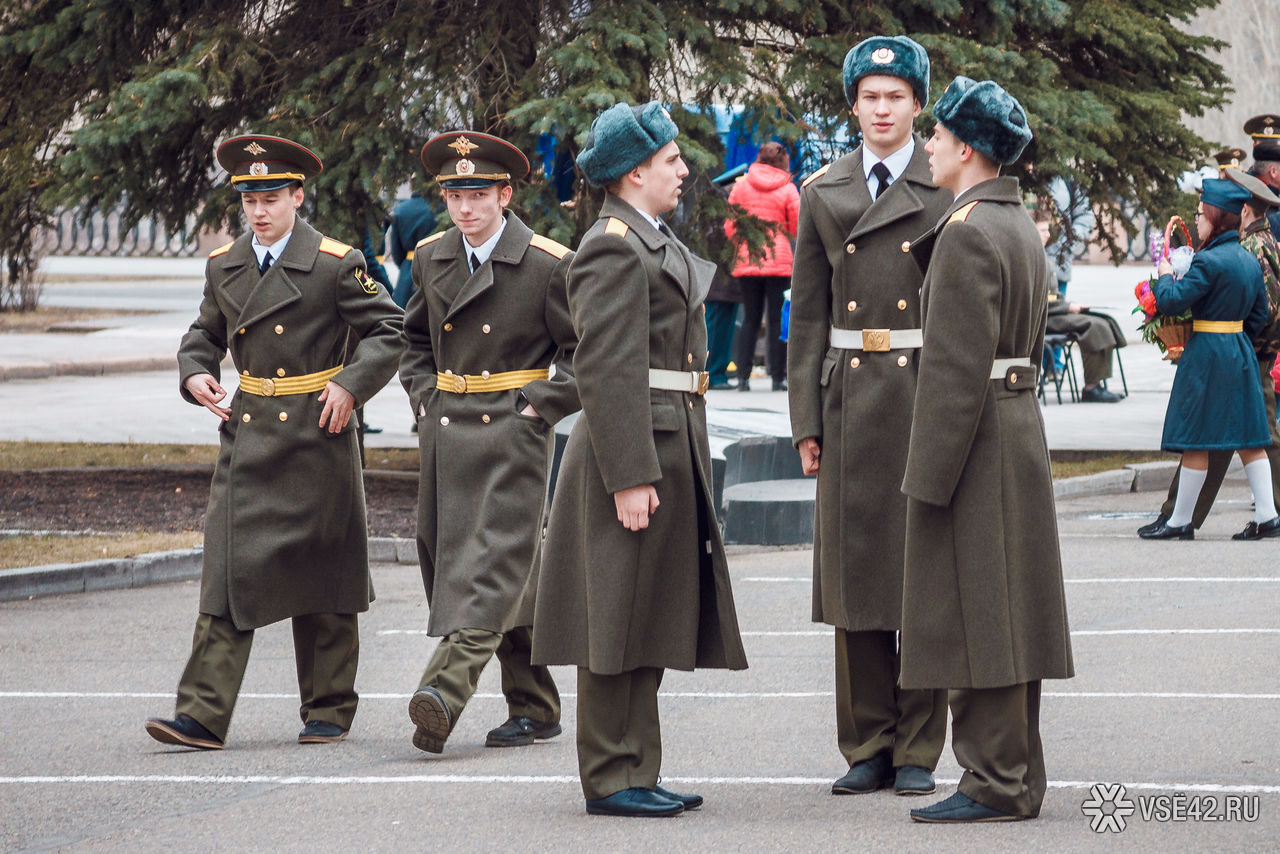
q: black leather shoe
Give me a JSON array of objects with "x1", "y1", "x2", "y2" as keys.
[
  {"x1": 832, "y1": 752, "x2": 893, "y2": 794},
  {"x1": 910, "y1": 792, "x2": 1022, "y2": 823},
  {"x1": 1081, "y1": 385, "x2": 1123, "y2": 403},
  {"x1": 298, "y1": 720, "x2": 348, "y2": 743},
  {"x1": 145, "y1": 714, "x2": 223, "y2": 750},
  {"x1": 1233, "y1": 516, "x2": 1280, "y2": 540},
  {"x1": 1136, "y1": 513, "x2": 1169, "y2": 536},
  {"x1": 585, "y1": 788, "x2": 683, "y2": 817},
  {"x1": 894, "y1": 765, "x2": 936, "y2": 795},
  {"x1": 772, "y1": 378, "x2": 788, "y2": 391},
  {"x1": 408, "y1": 686, "x2": 451, "y2": 753},
  {"x1": 737, "y1": 378, "x2": 751, "y2": 391},
  {"x1": 1138, "y1": 520, "x2": 1194, "y2": 540},
  {"x1": 485, "y1": 716, "x2": 562, "y2": 747},
  {"x1": 654, "y1": 784, "x2": 703, "y2": 810}
]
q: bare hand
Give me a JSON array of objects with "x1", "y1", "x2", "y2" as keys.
[
  {"x1": 185, "y1": 373, "x2": 231, "y2": 421},
  {"x1": 318, "y1": 381, "x2": 355, "y2": 433},
  {"x1": 1068, "y1": 302, "x2": 1085, "y2": 314},
  {"x1": 614, "y1": 484, "x2": 660, "y2": 531},
  {"x1": 798, "y1": 437, "x2": 821, "y2": 476},
  {"x1": 520, "y1": 402, "x2": 541, "y2": 420},
  {"x1": 1157, "y1": 257, "x2": 1173, "y2": 277}
]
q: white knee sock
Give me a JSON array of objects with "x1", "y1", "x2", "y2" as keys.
[
  {"x1": 1168, "y1": 466, "x2": 1208, "y2": 527},
  {"x1": 1244, "y1": 459, "x2": 1278, "y2": 523}
]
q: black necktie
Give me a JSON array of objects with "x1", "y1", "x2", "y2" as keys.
[
  {"x1": 657, "y1": 222, "x2": 672, "y2": 238},
  {"x1": 258, "y1": 253, "x2": 274, "y2": 275},
  {"x1": 871, "y1": 162, "x2": 892, "y2": 200},
  {"x1": 470, "y1": 252, "x2": 480, "y2": 273}
]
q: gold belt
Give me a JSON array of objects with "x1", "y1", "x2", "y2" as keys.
[
  {"x1": 239, "y1": 365, "x2": 343, "y2": 397},
  {"x1": 435, "y1": 368, "x2": 549, "y2": 393},
  {"x1": 405, "y1": 250, "x2": 415, "y2": 261},
  {"x1": 1192, "y1": 320, "x2": 1244, "y2": 333}
]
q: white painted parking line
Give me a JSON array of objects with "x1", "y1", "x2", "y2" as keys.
[
  {"x1": 1, "y1": 774, "x2": 1277, "y2": 794},
  {"x1": 5, "y1": 690, "x2": 1280, "y2": 700},
  {"x1": 741, "y1": 576, "x2": 1280, "y2": 584}
]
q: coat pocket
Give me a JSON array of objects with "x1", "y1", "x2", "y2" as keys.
[
  {"x1": 651, "y1": 402, "x2": 681, "y2": 432},
  {"x1": 819, "y1": 348, "x2": 838, "y2": 387}
]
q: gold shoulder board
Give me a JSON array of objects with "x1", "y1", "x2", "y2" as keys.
[
  {"x1": 529, "y1": 233, "x2": 570, "y2": 259},
  {"x1": 318, "y1": 237, "x2": 354, "y2": 258},
  {"x1": 416, "y1": 231, "x2": 446, "y2": 249},
  {"x1": 604, "y1": 217, "x2": 629, "y2": 238},
  {"x1": 801, "y1": 164, "x2": 832, "y2": 188},
  {"x1": 208, "y1": 241, "x2": 234, "y2": 258},
  {"x1": 945, "y1": 201, "x2": 980, "y2": 226}
]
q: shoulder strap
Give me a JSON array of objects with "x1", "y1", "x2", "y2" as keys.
[
  {"x1": 604, "y1": 217, "x2": 629, "y2": 238},
  {"x1": 945, "y1": 201, "x2": 980, "y2": 227},
  {"x1": 208, "y1": 241, "x2": 234, "y2": 258},
  {"x1": 416, "y1": 231, "x2": 446, "y2": 249},
  {"x1": 529, "y1": 233, "x2": 570, "y2": 259},
  {"x1": 318, "y1": 237, "x2": 354, "y2": 257},
  {"x1": 801, "y1": 163, "x2": 831, "y2": 189}
]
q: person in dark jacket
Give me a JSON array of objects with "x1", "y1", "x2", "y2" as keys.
[
  {"x1": 388, "y1": 189, "x2": 438, "y2": 308},
  {"x1": 1139, "y1": 178, "x2": 1278, "y2": 540}
]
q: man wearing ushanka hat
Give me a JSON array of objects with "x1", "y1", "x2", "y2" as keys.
[
  {"x1": 787, "y1": 33, "x2": 951, "y2": 801},
  {"x1": 146, "y1": 134, "x2": 404, "y2": 750},
  {"x1": 532, "y1": 102, "x2": 747, "y2": 817},
  {"x1": 399, "y1": 130, "x2": 579, "y2": 756},
  {"x1": 898, "y1": 77, "x2": 1074, "y2": 822}
]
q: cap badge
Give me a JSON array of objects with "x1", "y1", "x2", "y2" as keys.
[
  {"x1": 244, "y1": 142, "x2": 267, "y2": 156},
  {"x1": 661, "y1": 106, "x2": 672, "y2": 120},
  {"x1": 448, "y1": 136, "x2": 479, "y2": 157},
  {"x1": 456, "y1": 159, "x2": 475, "y2": 176},
  {"x1": 249, "y1": 162, "x2": 269, "y2": 176},
  {"x1": 871, "y1": 47, "x2": 895, "y2": 64}
]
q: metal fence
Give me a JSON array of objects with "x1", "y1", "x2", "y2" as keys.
[{"x1": 46, "y1": 206, "x2": 201, "y2": 257}]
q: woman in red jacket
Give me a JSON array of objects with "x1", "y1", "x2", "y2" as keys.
[{"x1": 725, "y1": 142, "x2": 801, "y2": 391}]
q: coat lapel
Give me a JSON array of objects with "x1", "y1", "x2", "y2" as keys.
[
  {"x1": 600, "y1": 197, "x2": 693, "y2": 300},
  {"x1": 233, "y1": 220, "x2": 317, "y2": 330},
  {"x1": 441, "y1": 214, "x2": 532, "y2": 319},
  {"x1": 850, "y1": 141, "x2": 934, "y2": 240},
  {"x1": 213, "y1": 235, "x2": 257, "y2": 318}
]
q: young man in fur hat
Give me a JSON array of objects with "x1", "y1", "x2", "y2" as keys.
[
  {"x1": 900, "y1": 78, "x2": 1074, "y2": 822},
  {"x1": 787, "y1": 34, "x2": 951, "y2": 800},
  {"x1": 146, "y1": 134, "x2": 403, "y2": 750},
  {"x1": 532, "y1": 102, "x2": 747, "y2": 818}
]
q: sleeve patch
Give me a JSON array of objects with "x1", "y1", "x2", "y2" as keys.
[
  {"x1": 945, "y1": 201, "x2": 980, "y2": 227},
  {"x1": 416, "y1": 231, "x2": 446, "y2": 249},
  {"x1": 208, "y1": 241, "x2": 234, "y2": 258},
  {"x1": 604, "y1": 217, "x2": 629, "y2": 238},
  {"x1": 801, "y1": 164, "x2": 831, "y2": 188},
  {"x1": 529, "y1": 233, "x2": 570, "y2": 259},
  {"x1": 354, "y1": 269, "x2": 381, "y2": 294},
  {"x1": 318, "y1": 237, "x2": 354, "y2": 257}
]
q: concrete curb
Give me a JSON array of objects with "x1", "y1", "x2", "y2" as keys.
[{"x1": 0, "y1": 357, "x2": 174, "y2": 383}]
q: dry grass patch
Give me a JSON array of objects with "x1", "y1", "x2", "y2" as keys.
[
  {"x1": 0, "y1": 531, "x2": 203, "y2": 570},
  {"x1": 0, "y1": 441, "x2": 218, "y2": 470},
  {"x1": 0, "y1": 306, "x2": 147, "y2": 333},
  {"x1": 1050, "y1": 452, "x2": 1170, "y2": 480}
]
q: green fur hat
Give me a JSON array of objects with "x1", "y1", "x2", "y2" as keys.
[
  {"x1": 842, "y1": 35, "x2": 930, "y2": 107},
  {"x1": 933, "y1": 76, "x2": 1032, "y2": 165},
  {"x1": 576, "y1": 101, "x2": 679, "y2": 187}
]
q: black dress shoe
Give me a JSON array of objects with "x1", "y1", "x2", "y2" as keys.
[
  {"x1": 408, "y1": 686, "x2": 451, "y2": 753},
  {"x1": 485, "y1": 716, "x2": 562, "y2": 747},
  {"x1": 910, "y1": 792, "x2": 1023, "y2": 823},
  {"x1": 1138, "y1": 520, "x2": 1194, "y2": 540},
  {"x1": 1136, "y1": 513, "x2": 1169, "y2": 536},
  {"x1": 145, "y1": 713, "x2": 223, "y2": 750},
  {"x1": 893, "y1": 765, "x2": 936, "y2": 795},
  {"x1": 708, "y1": 381, "x2": 733, "y2": 391},
  {"x1": 832, "y1": 752, "x2": 893, "y2": 794},
  {"x1": 585, "y1": 787, "x2": 683, "y2": 817},
  {"x1": 1080, "y1": 385, "x2": 1123, "y2": 403},
  {"x1": 772, "y1": 378, "x2": 788, "y2": 391},
  {"x1": 298, "y1": 720, "x2": 348, "y2": 744},
  {"x1": 654, "y1": 784, "x2": 703, "y2": 810},
  {"x1": 1232, "y1": 516, "x2": 1280, "y2": 540},
  {"x1": 737, "y1": 378, "x2": 751, "y2": 391}
]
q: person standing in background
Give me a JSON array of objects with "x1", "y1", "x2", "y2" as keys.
[
  {"x1": 1046, "y1": 175, "x2": 1094, "y2": 298},
  {"x1": 1245, "y1": 113, "x2": 1280, "y2": 240},
  {"x1": 388, "y1": 187, "x2": 438, "y2": 308}
]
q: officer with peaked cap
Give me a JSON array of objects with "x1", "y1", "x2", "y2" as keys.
[
  {"x1": 899, "y1": 78, "x2": 1074, "y2": 822},
  {"x1": 787, "y1": 34, "x2": 951, "y2": 801},
  {"x1": 146, "y1": 134, "x2": 404, "y2": 750},
  {"x1": 400, "y1": 131, "x2": 579, "y2": 755},
  {"x1": 1214, "y1": 147, "x2": 1247, "y2": 176},
  {"x1": 532, "y1": 102, "x2": 747, "y2": 817},
  {"x1": 1245, "y1": 113, "x2": 1280, "y2": 240}
]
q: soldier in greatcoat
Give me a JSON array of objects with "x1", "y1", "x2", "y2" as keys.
[
  {"x1": 1244, "y1": 113, "x2": 1280, "y2": 240},
  {"x1": 899, "y1": 79, "x2": 1074, "y2": 822},
  {"x1": 400, "y1": 131, "x2": 578, "y2": 754},
  {"x1": 787, "y1": 35, "x2": 951, "y2": 798},
  {"x1": 532, "y1": 102, "x2": 748, "y2": 817},
  {"x1": 146, "y1": 134, "x2": 404, "y2": 750}
]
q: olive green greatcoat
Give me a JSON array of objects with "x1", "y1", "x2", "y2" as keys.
[
  {"x1": 177, "y1": 218, "x2": 404, "y2": 630},
  {"x1": 787, "y1": 140, "x2": 953, "y2": 631},
  {"x1": 532, "y1": 194, "x2": 748, "y2": 676},
  {"x1": 900, "y1": 178, "x2": 1074, "y2": 690},
  {"x1": 399, "y1": 212, "x2": 579, "y2": 637}
]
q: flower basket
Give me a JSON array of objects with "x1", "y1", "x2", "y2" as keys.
[
  {"x1": 1155, "y1": 319, "x2": 1192, "y2": 362},
  {"x1": 1133, "y1": 216, "x2": 1195, "y2": 362}
]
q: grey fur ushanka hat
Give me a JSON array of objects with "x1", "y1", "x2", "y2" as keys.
[
  {"x1": 576, "y1": 101, "x2": 679, "y2": 187},
  {"x1": 933, "y1": 76, "x2": 1032, "y2": 165},
  {"x1": 842, "y1": 35, "x2": 930, "y2": 107}
]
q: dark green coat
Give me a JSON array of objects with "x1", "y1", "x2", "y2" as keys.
[
  {"x1": 787, "y1": 139, "x2": 952, "y2": 631},
  {"x1": 532, "y1": 195, "x2": 748, "y2": 675},
  {"x1": 399, "y1": 212, "x2": 579, "y2": 636},
  {"x1": 899, "y1": 178, "x2": 1074, "y2": 689},
  {"x1": 177, "y1": 218, "x2": 404, "y2": 630}
]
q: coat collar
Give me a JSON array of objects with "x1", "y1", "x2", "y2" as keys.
[
  {"x1": 1201, "y1": 229, "x2": 1240, "y2": 251},
  {"x1": 907, "y1": 177, "x2": 1022, "y2": 272},
  {"x1": 432, "y1": 212, "x2": 535, "y2": 318},
  {"x1": 599, "y1": 194, "x2": 700, "y2": 301},
  {"x1": 848, "y1": 139, "x2": 941, "y2": 240},
  {"x1": 216, "y1": 218, "x2": 321, "y2": 329}
]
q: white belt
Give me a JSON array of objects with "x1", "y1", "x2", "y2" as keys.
[
  {"x1": 828, "y1": 327, "x2": 923, "y2": 352},
  {"x1": 989, "y1": 357, "x2": 1033, "y2": 379},
  {"x1": 649, "y1": 368, "x2": 710, "y2": 395}
]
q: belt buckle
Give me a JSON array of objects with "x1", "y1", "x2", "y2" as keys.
[
  {"x1": 862, "y1": 329, "x2": 890, "y2": 352},
  {"x1": 452, "y1": 375, "x2": 468, "y2": 393},
  {"x1": 260, "y1": 377, "x2": 276, "y2": 396},
  {"x1": 696, "y1": 371, "x2": 710, "y2": 395}
]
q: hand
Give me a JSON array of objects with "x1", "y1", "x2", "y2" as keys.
[
  {"x1": 798, "y1": 437, "x2": 821, "y2": 475},
  {"x1": 614, "y1": 484, "x2": 660, "y2": 531},
  {"x1": 318, "y1": 381, "x2": 356, "y2": 433},
  {"x1": 1068, "y1": 302, "x2": 1084, "y2": 314},
  {"x1": 184, "y1": 373, "x2": 230, "y2": 421},
  {"x1": 1157, "y1": 257, "x2": 1173, "y2": 277},
  {"x1": 519, "y1": 402, "x2": 541, "y2": 420}
]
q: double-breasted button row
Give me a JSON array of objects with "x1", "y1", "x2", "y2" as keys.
[
  {"x1": 850, "y1": 355, "x2": 909, "y2": 367},
  {"x1": 240, "y1": 411, "x2": 288, "y2": 421},
  {"x1": 439, "y1": 414, "x2": 495, "y2": 425}
]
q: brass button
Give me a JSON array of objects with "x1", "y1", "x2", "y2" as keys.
[
  {"x1": 845, "y1": 243, "x2": 856, "y2": 254},
  {"x1": 901, "y1": 240, "x2": 911, "y2": 253},
  {"x1": 482, "y1": 324, "x2": 491, "y2": 334},
  {"x1": 443, "y1": 369, "x2": 454, "y2": 375},
  {"x1": 847, "y1": 300, "x2": 856, "y2": 312},
  {"x1": 897, "y1": 299, "x2": 907, "y2": 310},
  {"x1": 1010, "y1": 374, "x2": 1018, "y2": 385},
  {"x1": 241, "y1": 370, "x2": 249, "y2": 376},
  {"x1": 688, "y1": 400, "x2": 694, "y2": 410},
  {"x1": 238, "y1": 328, "x2": 246, "y2": 335},
  {"x1": 274, "y1": 324, "x2": 284, "y2": 335},
  {"x1": 444, "y1": 322, "x2": 453, "y2": 332},
  {"x1": 278, "y1": 411, "x2": 288, "y2": 422},
  {"x1": 850, "y1": 357, "x2": 860, "y2": 368},
  {"x1": 687, "y1": 353, "x2": 693, "y2": 364},
  {"x1": 897, "y1": 355, "x2": 908, "y2": 367},
  {"x1": 276, "y1": 368, "x2": 286, "y2": 377},
  {"x1": 481, "y1": 370, "x2": 491, "y2": 379},
  {"x1": 241, "y1": 413, "x2": 251, "y2": 423},
  {"x1": 440, "y1": 416, "x2": 450, "y2": 426},
  {"x1": 482, "y1": 414, "x2": 491, "y2": 424}
]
